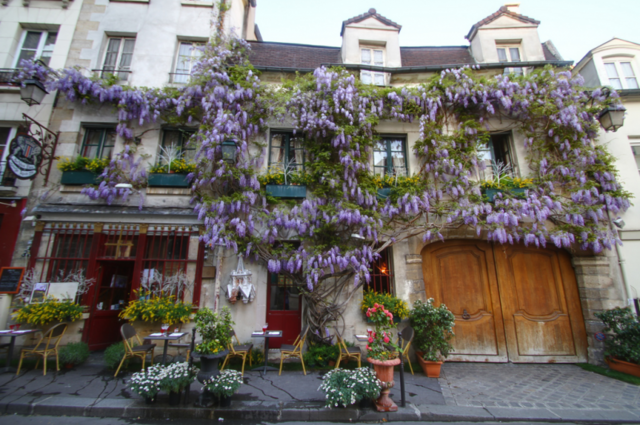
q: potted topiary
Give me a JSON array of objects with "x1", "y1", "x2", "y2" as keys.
[
  {"x1": 59, "y1": 342, "x2": 90, "y2": 369},
  {"x1": 409, "y1": 298, "x2": 455, "y2": 378},
  {"x1": 595, "y1": 307, "x2": 640, "y2": 377}
]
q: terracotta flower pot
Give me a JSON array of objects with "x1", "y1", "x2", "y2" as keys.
[
  {"x1": 415, "y1": 351, "x2": 443, "y2": 378},
  {"x1": 367, "y1": 357, "x2": 401, "y2": 412},
  {"x1": 606, "y1": 357, "x2": 640, "y2": 378}
]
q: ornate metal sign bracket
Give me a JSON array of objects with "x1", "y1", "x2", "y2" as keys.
[{"x1": 22, "y1": 113, "x2": 59, "y2": 186}]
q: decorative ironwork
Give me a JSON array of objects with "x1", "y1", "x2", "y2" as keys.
[
  {"x1": 0, "y1": 69, "x2": 19, "y2": 86},
  {"x1": 22, "y1": 113, "x2": 59, "y2": 186}
]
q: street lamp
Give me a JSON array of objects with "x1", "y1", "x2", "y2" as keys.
[
  {"x1": 221, "y1": 139, "x2": 238, "y2": 164},
  {"x1": 20, "y1": 79, "x2": 48, "y2": 106},
  {"x1": 598, "y1": 105, "x2": 626, "y2": 132}
]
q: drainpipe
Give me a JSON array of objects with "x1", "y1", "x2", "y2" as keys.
[{"x1": 606, "y1": 208, "x2": 635, "y2": 311}]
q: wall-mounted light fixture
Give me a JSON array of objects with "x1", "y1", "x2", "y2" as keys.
[{"x1": 20, "y1": 79, "x2": 49, "y2": 106}]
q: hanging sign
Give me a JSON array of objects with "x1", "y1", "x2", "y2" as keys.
[{"x1": 7, "y1": 131, "x2": 43, "y2": 180}]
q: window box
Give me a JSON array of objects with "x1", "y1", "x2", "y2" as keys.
[
  {"x1": 61, "y1": 171, "x2": 99, "y2": 185},
  {"x1": 266, "y1": 184, "x2": 306, "y2": 198},
  {"x1": 148, "y1": 173, "x2": 190, "y2": 188},
  {"x1": 484, "y1": 188, "x2": 526, "y2": 202},
  {"x1": 377, "y1": 188, "x2": 392, "y2": 199}
]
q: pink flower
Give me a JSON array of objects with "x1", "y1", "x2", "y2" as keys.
[
  {"x1": 368, "y1": 337, "x2": 373, "y2": 343},
  {"x1": 383, "y1": 336, "x2": 390, "y2": 343},
  {"x1": 372, "y1": 308, "x2": 377, "y2": 313},
  {"x1": 366, "y1": 345, "x2": 371, "y2": 351},
  {"x1": 366, "y1": 311, "x2": 371, "y2": 317}
]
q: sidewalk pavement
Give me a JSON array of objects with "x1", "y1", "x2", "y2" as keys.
[{"x1": 1, "y1": 354, "x2": 639, "y2": 423}]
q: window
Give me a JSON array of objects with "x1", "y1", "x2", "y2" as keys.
[
  {"x1": 0, "y1": 127, "x2": 17, "y2": 186},
  {"x1": 479, "y1": 133, "x2": 515, "y2": 180},
  {"x1": 80, "y1": 127, "x2": 116, "y2": 159},
  {"x1": 632, "y1": 145, "x2": 640, "y2": 174},
  {"x1": 497, "y1": 45, "x2": 523, "y2": 76},
  {"x1": 604, "y1": 61, "x2": 639, "y2": 90},
  {"x1": 268, "y1": 132, "x2": 305, "y2": 173},
  {"x1": 361, "y1": 47, "x2": 385, "y2": 85},
  {"x1": 102, "y1": 37, "x2": 136, "y2": 80},
  {"x1": 161, "y1": 129, "x2": 196, "y2": 162},
  {"x1": 364, "y1": 247, "x2": 394, "y2": 294},
  {"x1": 173, "y1": 41, "x2": 204, "y2": 84},
  {"x1": 373, "y1": 136, "x2": 407, "y2": 176},
  {"x1": 13, "y1": 30, "x2": 57, "y2": 67}
]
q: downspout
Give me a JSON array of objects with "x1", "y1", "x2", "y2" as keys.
[{"x1": 606, "y1": 206, "x2": 635, "y2": 310}]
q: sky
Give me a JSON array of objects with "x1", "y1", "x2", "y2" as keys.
[{"x1": 255, "y1": 0, "x2": 640, "y2": 65}]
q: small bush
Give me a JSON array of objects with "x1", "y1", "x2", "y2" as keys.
[
  {"x1": 303, "y1": 343, "x2": 339, "y2": 368},
  {"x1": 595, "y1": 307, "x2": 640, "y2": 364},
  {"x1": 59, "y1": 342, "x2": 90, "y2": 365},
  {"x1": 104, "y1": 342, "x2": 126, "y2": 370}
]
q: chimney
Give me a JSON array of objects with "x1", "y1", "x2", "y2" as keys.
[{"x1": 504, "y1": 3, "x2": 520, "y2": 14}]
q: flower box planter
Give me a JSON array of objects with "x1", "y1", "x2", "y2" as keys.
[
  {"x1": 377, "y1": 188, "x2": 392, "y2": 200},
  {"x1": 60, "y1": 171, "x2": 99, "y2": 185},
  {"x1": 606, "y1": 357, "x2": 640, "y2": 378},
  {"x1": 415, "y1": 351, "x2": 443, "y2": 378},
  {"x1": 265, "y1": 184, "x2": 306, "y2": 198},
  {"x1": 148, "y1": 173, "x2": 190, "y2": 188},
  {"x1": 484, "y1": 187, "x2": 526, "y2": 202}
]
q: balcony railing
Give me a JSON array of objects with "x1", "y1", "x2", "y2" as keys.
[
  {"x1": 0, "y1": 69, "x2": 20, "y2": 86},
  {"x1": 0, "y1": 161, "x2": 18, "y2": 188},
  {"x1": 92, "y1": 68, "x2": 132, "y2": 82}
]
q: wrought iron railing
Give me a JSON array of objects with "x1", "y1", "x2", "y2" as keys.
[{"x1": 0, "y1": 69, "x2": 20, "y2": 86}]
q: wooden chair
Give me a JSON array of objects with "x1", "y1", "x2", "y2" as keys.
[
  {"x1": 399, "y1": 326, "x2": 415, "y2": 375},
  {"x1": 279, "y1": 326, "x2": 308, "y2": 376},
  {"x1": 16, "y1": 323, "x2": 68, "y2": 376},
  {"x1": 114, "y1": 323, "x2": 156, "y2": 377},
  {"x1": 335, "y1": 329, "x2": 361, "y2": 369},
  {"x1": 221, "y1": 329, "x2": 253, "y2": 375}
]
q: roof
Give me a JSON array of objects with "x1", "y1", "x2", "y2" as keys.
[
  {"x1": 401, "y1": 46, "x2": 474, "y2": 67},
  {"x1": 466, "y1": 6, "x2": 540, "y2": 40},
  {"x1": 542, "y1": 41, "x2": 561, "y2": 61},
  {"x1": 248, "y1": 41, "x2": 341, "y2": 69},
  {"x1": 340, "y1": 8, "x2": 402, "y2": 36}
]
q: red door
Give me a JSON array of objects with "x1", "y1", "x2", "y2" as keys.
[
  {"x1": 86, "y1": 261, "x2": 135, "y2": 350},
  {"x1": 266, "y1": 273, "x2": 301, "y2": 348}
]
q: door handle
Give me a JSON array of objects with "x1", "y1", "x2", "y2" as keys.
[{"x1": 462, "y1": 309, "x2": 470, "y2": 320}]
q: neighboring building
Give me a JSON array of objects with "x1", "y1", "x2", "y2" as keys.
[
  {"x1": 0, "y1": 0, "x2": 83, "y2": 328},
  {"x1": 574, "y1": 38, "x2": 640, "y2": 311},
  {"x1": 4, "y1": 2, "x2": 630, "y2": 365}
]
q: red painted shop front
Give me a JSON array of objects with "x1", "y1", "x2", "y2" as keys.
[{"x1": 29, "y1": 222, "x2": 204, "y2": 350}]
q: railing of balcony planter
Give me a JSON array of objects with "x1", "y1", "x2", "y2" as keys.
[
  {"x1": 265, "y1": 184, "x2": 306, "y2": 198},
  {"x1": 60, "y1": 170, "x2": 99, "y2": 185},
  {"x1": 148, "y1": 173, "x2": 190, "y2": 188},
  {"x1": 484, "y1": 188, "x2": 527, "y2": 202},
  {"x1": 377, "y1": 188, "x2": 392, "y2": 200}
]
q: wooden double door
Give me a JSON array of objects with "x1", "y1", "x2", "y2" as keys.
[{"x1": 421, "y1": 240, "x2": 587, "y2": 363}]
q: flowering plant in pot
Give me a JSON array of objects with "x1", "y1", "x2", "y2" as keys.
[
  {"x1": 595, "y1": 307, "x2": 640, "y2": 377},
  {"x1": 361, "y1": 290, "x2": 409, "y2": 322},
  {"x1": 129, "y1": 364, "x2": 162, "y2": 404},
  {"x1": 202, "y1": 369, "x2": 243, "y2": 407},
  {"x1": 365, "y1": 303, "x2": 401, "y2": 412},
  {"x1": 158, "y1": 362, "x2": 199, "y2": 405},
  {"x1": 409, "y1": 299, "x2": 455, "y2": 378},
  {"x1": 318, "y1": 367, "x2": 380, "y2": 408}
]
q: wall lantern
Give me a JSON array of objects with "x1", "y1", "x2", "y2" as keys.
[
  {"x1": 221, "y1": 139, "x2": 238, "y2": 163},
  {"x1": 20, "y1": 79, "x2": 49, "y2": 106},
  {"x1": 598, "y1": 105, "x2": 626, "y2": 132}
]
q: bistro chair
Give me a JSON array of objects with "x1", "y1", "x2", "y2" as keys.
[
  {"x1": 399, "y1": 326, "x2": 415, "y2": 375},
  {"x1": 16, "y1": 323, "x2": 68, "y2": 376},
  {"x1": 114, "y1": 323, "x2": 156, "y2": 377},
  {"x1": 221, "y1": 329, "x2": 253, "y2": 375},
  {"x1": 168, "y1": 324, "x2": 192, "y2": 362},
  {"x1": 279, "y1": 326, "x2": 308, "y2": 376},
  {"x1": 334, "y1": 329, "x2": 361, "y2": 369}
]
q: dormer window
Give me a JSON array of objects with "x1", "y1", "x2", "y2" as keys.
[
  {"x1": 361, "y1": 47, "x2": 385, "y2": 85},
  {"x1": 497, "y1": 44, "x2": 523, "y2": 76},
  {"x1": 604, "y1": 61, "x2": 638, "y2": 90}
]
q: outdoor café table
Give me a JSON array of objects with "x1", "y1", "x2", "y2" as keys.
[
  {"x1": 0, "y1": 329, "x2": 39, "y2": 373},
  {"x1": 144, "y1": 332, "x2": 188, "y2": 365},
  {"x1": 251, "y1": 330, "x2": 282, "y2": 374}
]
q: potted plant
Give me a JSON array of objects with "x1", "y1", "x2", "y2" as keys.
[
  {"x1": 59, "y1": 342, "x2": 90, "y2": 369},
  {"x1": 202, "y1": 369, "x2": 243, "y2": 407},
  {"x1": 147, "y1": 144, "x2": 195, "y2": 188},
  {"x1": 595, "y1": 307, "x2": 640, "y2": 377},
  {"x1": 13, "y1": 298, "x2": 84, "y2": 326},
  {"x1": 259, "y1": 163, "x2": 308, "y2": 198},
  {"x1": 409, "y1": 299, "x2": 455, "y2": 378},
  {"x1": 193, "y1": 307, "x2": 233, "y2": 407},
  {"x1": 479, "y1": 160, "x2": 533, "y2": 202},
  {"x1": 158, "y1": 361, "x2": 199, "y2": 405},
  {"x1": 130, "y1": 364, "x2": 163, "y2": 404},
  {"x1": 119, "y1": 291, "x2": 192, "y2": 327},
  {"x1": 365, "y1": 302, "x2": 402, "y2": 412},
  {"x1": 303, "y1": 342, "x2": 340, "y2": 368},
  {"x1": 361, "y1": 290, "x2": 409, "y2": 324},
  {"x1": 58, "y1": 156, "x2": 109, "y2": 185},
  {"x1": 318, "y1": 367, "x2": 380, "y2": 408}
]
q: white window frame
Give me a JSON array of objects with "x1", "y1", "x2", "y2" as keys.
[
  {"x1": 101, "y1": 37, "x2": 136, "y2": 81},
  {"x1": 12, "y1": 30, "x2": 58, "y2": 68},
  {"x1": 603, "y1": 59, "x2": 639, "y2": 90},
  {"x1": 631, "y1": 144, "x2": 640, "y2": 174},
  {"x1": 172, "y1": 41, "x2": 205, "y2": 84},
  {"x1": 360, "y1": 46, "x2": 386, "y2": 86},
  {"x1": 496, "y1": 43, "x2": 524, "y2": 76}
]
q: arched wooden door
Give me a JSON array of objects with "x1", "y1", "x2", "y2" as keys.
[{"x1": 421, "y1": 240, "x2": 587, "y2": 363}]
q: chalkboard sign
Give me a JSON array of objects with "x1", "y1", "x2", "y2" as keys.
[{"x1": 0, "y1": 267, "x2": 25, "y2": 294}]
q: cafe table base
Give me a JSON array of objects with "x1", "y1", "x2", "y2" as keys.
[
  {"x1": 0, "y1": 329, "x2": 40, "y2": 373},
  {"x1": 251, "y1": 330, "x2": 282, "y2": 374}
]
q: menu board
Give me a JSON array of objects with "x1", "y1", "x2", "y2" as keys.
[{"x1": 0, "y1": 267, "x2": 25, "y2": 294}]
